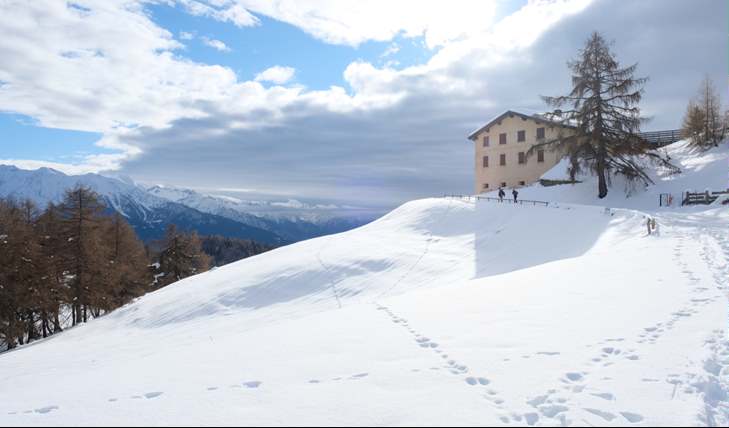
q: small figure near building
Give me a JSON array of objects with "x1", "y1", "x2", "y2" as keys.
[{"x1": 512, "y1": 188, "x2": 519, "y2": 203}]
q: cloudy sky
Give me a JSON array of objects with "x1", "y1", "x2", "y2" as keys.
[{"x1": 0, "y1": 0, "x2": 726, "y2": 207}]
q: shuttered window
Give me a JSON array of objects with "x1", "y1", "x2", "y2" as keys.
[
  {"x1": 500, "y1": 154, "x2": 506, "y2": 166},
  {"x1": 499, "y1": 133, "x2": 507, "y2": 144},
  {"x1": 536, "y1": 127, "x2": 545, "y2": 139},
  {"x1": 518, "y1": 152, "x2": 526, "y2": 164},
  {"x1": 537, "y1": 149, "x2": 545, "y2": 163},
  {"x1": 482, "y1": 156, "x2": 489, "y2": 168},
  {"x1": 483, "y1": 136, "x2": 489, "y2": 147},
  {"x1": 517, "y1": 130, "x2": 526, "y2": 142}
]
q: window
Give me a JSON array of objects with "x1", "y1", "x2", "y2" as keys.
[
  {"x1": 518, "y1": 152, "x2": 526, "y2": 164},
  {"x1": 500, "y1": 153, "x2": 506, "y2": 166},
  {"x1": 483, "y1": 183, "x2": 489, "y2": 190},
  {"x1": 483, "y1": 135, "x2": 489, "y2": 147},
  {"x1": 536, "y1": 127, "x2": 545, "y2": 140},
  {"x1": 519, "y1": 181, "x2": 526, "y2": 186},
  {"x1": 537, "y1": 149, "x2": 545, "y2": 163},
  {"x1": 517, "y1": 130, "x2": 526, "y2": 142},
  {"x1": 499, "y1": 133, "x2": 507, "y2": 145},
  {"x1": 482, "y1": 155, "x2": 489, "y2": 168},
  {"x1": 501, "y1": 182, "x2": 507, "y2": 188}
]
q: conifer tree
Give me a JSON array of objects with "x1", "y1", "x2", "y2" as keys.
[
  {"x1": 532, "y1": 32, "x2": 677, "y2": 198},
  {"x1": 102, "y1": 213, "x2": 151, "y2": 309},
  {"x1": 57, "y1": 186, "x2": 108, "y2": 324},
  {"x1": 682, "y1": 76, "x2": 725, "y2": 149},
  {"x1": 35, "y1": 202, "x2": 66, "y2": 335},
  {"x1": 0, "y1": 199, "x2": 41, "y2": 349},
  {"x1": 156, "y1": 224, "x2": 210, "y2": 287}
]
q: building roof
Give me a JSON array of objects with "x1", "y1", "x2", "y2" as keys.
[{"x1": 467, "y1": 109, "x2": 574, "y2": 141}]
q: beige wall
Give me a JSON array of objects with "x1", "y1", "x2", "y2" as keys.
[{"x1": 472, "y1": 114, "x2": 571, "y2": 194}]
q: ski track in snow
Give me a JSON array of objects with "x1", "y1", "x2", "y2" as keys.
[{"x1": 315, "y1": 235, "x2": 343, "y2": 309}]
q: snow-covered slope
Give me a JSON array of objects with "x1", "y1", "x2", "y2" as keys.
[
  {"x1": 505, "y1": 140, "x2": 729, "y2": 210},
  {"x1": 0, "y1": 142, "x2": 727, "y2": 426}
]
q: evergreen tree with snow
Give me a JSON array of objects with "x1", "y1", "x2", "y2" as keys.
[{"x1": 532, "y1": 32, "x2": 677, "y2": 198}]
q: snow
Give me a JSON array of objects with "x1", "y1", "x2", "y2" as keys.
[{"x1": 0, "y1": 141, "x2": 728, "y2": 426}]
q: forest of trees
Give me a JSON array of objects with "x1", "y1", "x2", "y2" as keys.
[
  {"x1": 201, "y1": 236, "x2": 275, "y2": 267},
  {"x1": 0, "y1": 186, "x2": 271, "y2": 351}
]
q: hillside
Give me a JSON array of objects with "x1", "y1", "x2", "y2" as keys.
[{"x1": 0, "y1": 141, "x2": 727, "y2": 426}]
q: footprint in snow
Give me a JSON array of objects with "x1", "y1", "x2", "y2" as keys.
[
  {"x1": 144, "y1": 392, "x2": 163, "y2": 399},
  {"x1": 465, "y1": 377, "x2": 490, "y2": 386},
  {"x1": 243, "y1": 381, "x2": 262, "y2": 388},
  {"x1": 350, "y1": 373, "x2": 369, "y2": 380},
  {"x1": 584, "y1": 408, "x2": 617, "y2": 421},
  {"x1": 621, "y1": 411, "x2": 644, "y2": 423},
  {"x1": 565, "y1": 372, "x2": 584, "y2": 382}
]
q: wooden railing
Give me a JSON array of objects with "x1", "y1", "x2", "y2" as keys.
[
  {"x1": 444, "y1": 194, "x2": 549, "y2": 207},
  {"x1": 639, "y1": 129, "x2": 682, "y2": 147},
  {"x1": 681, "y1": 190, "x2": 729, "y2": 206}
]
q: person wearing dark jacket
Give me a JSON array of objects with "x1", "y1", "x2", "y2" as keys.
[
  {"x1": 512, "y1": 188, "x2": 519, "y2": 203},
  {"x1": 498, "y1": 188, "x2": 505, "y2": 202}
]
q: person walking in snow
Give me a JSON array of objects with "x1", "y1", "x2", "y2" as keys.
[
  {"x1": 512, "y1": 188, "x2": 519, "y2": 203},
  {"x1": 646, "y1": 217, "x2": 652, "y2": 235},
  {"x1": 498, "y1": 187, "x2": 505, "y2": 202}
]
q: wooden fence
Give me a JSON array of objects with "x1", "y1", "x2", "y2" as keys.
[
  {"x1": 639, "y1": 129, "x2": 683, "y2": 147},
  {"x1": 444, "y1": 194, "x2": 550, "y2": 207},
  {"x1": 681, "y1": 190, "x2": 729, "y2": 206}
]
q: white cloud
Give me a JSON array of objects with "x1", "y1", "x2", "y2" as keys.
[
  {"x1": 380, "y1": 43, "x2": 399, "y2": 58},
  {"x1": 201, "y1": 36, "x2": 231, "y2": 51},
  {"x1": 189, "y1": 0, "x2": 500, "y2": 48},
  {"x1": 254, "y1": 66, "x2": 296, "y2": 85},
  {"x1": 179, "y1": 31, "x2": 195, "y2": 40},
  {"x1": 176, "y1": 0, "x2": 259, "y2": 27},
  {"x1": 0, "y1": 0, "x2": 724, "y2": 204}
]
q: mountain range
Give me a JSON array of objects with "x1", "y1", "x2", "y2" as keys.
[{"x1": 0, "y1": 165, "x2": 381, "y2": 244}]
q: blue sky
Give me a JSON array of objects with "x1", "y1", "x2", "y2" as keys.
[
  {"x1": 0, "y1": 113, "x2": 105, "y2": 162},
  {"x1": 0, "y1": 1, "x2": 443, "y2": 165},
  {"x1": 0, "y1": 0, "x2": 725, "y2": 205}
]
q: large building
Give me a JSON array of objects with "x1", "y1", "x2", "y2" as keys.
[{"x1": 468, "y1": 110, "x2": 574, "y2": 194}]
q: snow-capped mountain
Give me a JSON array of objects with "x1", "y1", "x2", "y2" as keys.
[
  {"x1": 0, "y1": 165, "x2": 284, "y2": 244},
  {"x1": 0, "y1": 165, "x2": 381, "y2": 244},
  {"x1": 144, "y1": 185, "x2": 383, "y2": 242}
]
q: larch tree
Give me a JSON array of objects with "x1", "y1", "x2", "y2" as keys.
[
  {"x1": 57, "y1": 186, "x2": 108, "y2": 325},
  {"x1": 35, "y1": 202, "x2": 66, "y2": 335},
  {"x1": 682, "y1": 76, "x2": 725, "y2": 149},
  {"x1": 531, "y1": 32, "x2": 677, "y2": 198},
  {"x1": 0, "y1": 199, "x2": 42, "y2": 349},
  {"x1": 156, "y1": 224, "x2": 210, "y2": 288},
  {"x1": 102, "y1": 213, "x2": 151, "y2": 310}
]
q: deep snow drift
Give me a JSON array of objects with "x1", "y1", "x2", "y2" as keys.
[{"x1": 0, "y1": 141, "x2": 727, "y2": 426}]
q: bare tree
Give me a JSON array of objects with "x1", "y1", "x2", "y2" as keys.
[
  {"x1": 682, "y1": 76, "x2": 725, "y2": 149},
  {"x1": 531, "y1": 32, "x2": 677, "y2": 198}
]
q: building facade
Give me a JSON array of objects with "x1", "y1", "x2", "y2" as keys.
[{"x1": 468, "y1": 110, "x2": 573, "y2": 194}]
